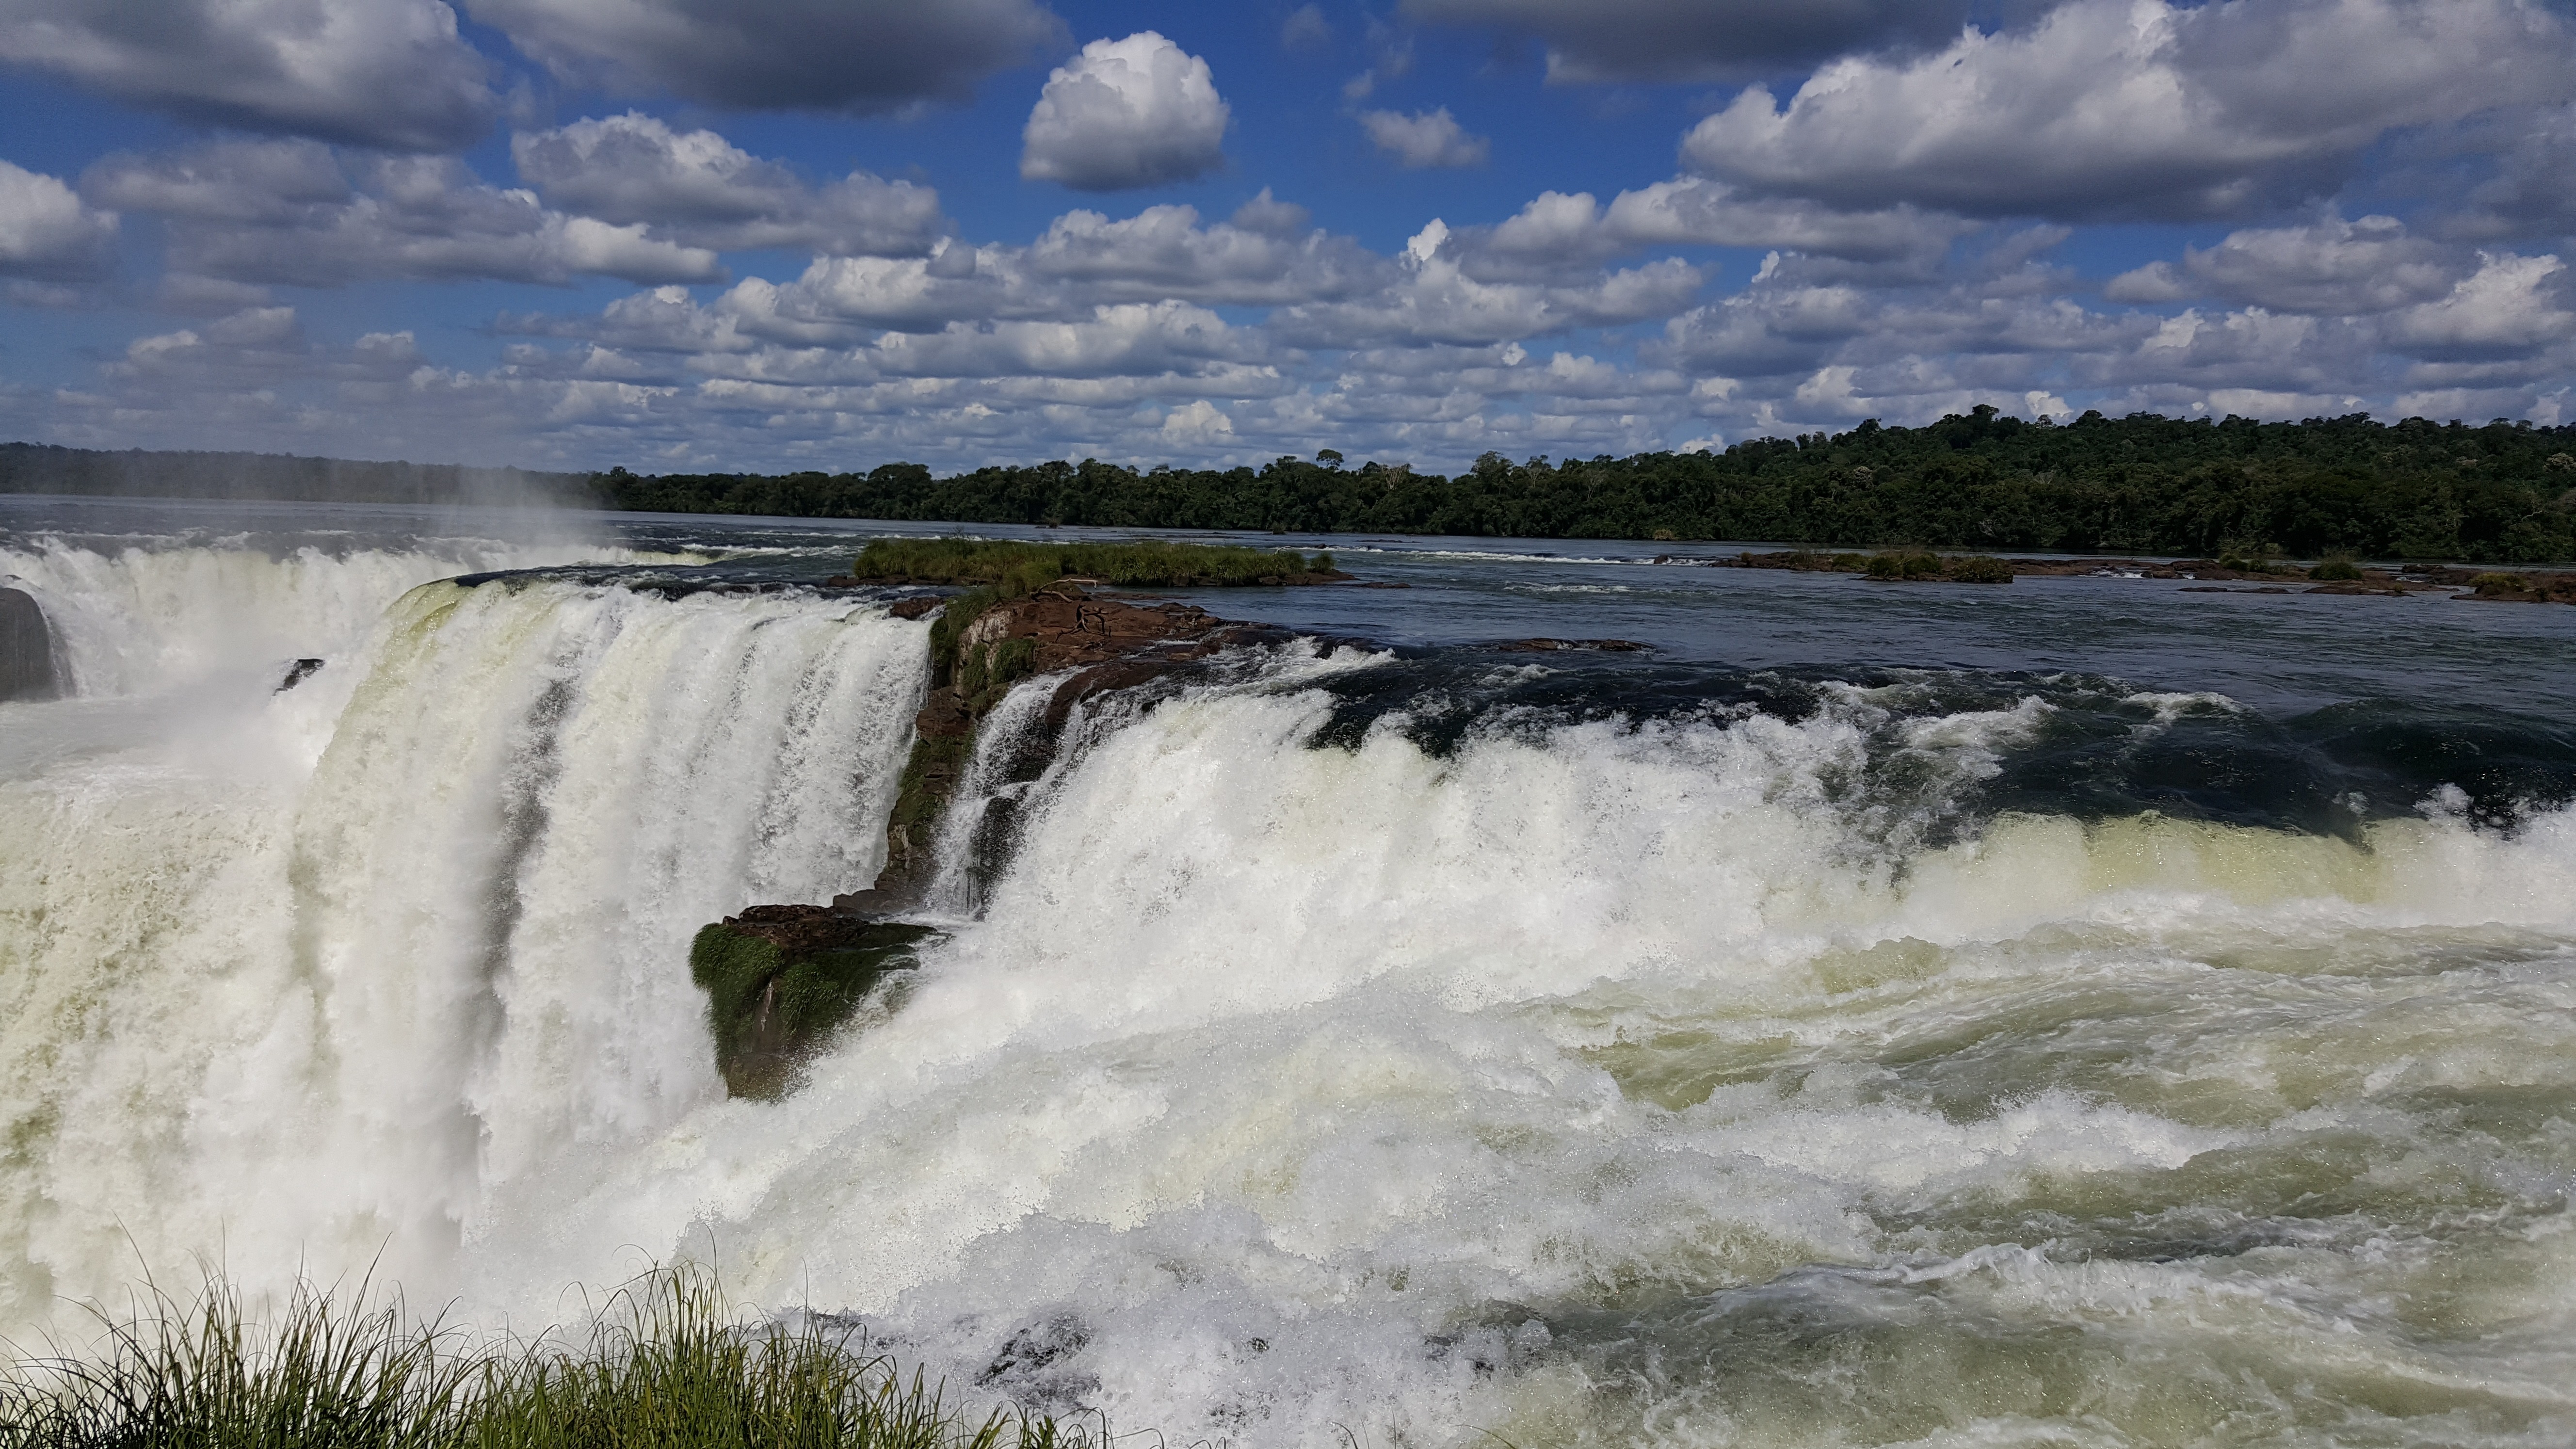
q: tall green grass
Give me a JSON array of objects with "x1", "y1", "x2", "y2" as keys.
[
  {"x1": 0, "y1": 1266, "x2": 1081, "y2": 1449},
  {"x1": 850, "y1": 537, "x2": 1331, "y2": 594}
]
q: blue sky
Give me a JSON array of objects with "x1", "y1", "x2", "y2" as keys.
[{"x1": 3, "y1": 0, "x2": 2574, "y2": 474}]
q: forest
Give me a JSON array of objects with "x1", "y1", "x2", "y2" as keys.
[
  {"x1": 13, "y1": 409, "x2": 2576, "y2": 561},
  {"x1": 600, "y1": 408, "x2": 2576, "y2": 564}
]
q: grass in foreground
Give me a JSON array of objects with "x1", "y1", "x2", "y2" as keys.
[
  {"x1": 848, "y1": 537, "x2": 1334, "y2": 595},
  {"x1": 0, "y1": 1266, "x2": 1081, "y2": 1449}
]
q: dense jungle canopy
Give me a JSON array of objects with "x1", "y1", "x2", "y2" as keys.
[
  {"x1": 599, "y1": 408, "x2": 2576, "y2": 563},
  {"x1": 14, "y1": 408, "x2": 2576, "y2": 561}
]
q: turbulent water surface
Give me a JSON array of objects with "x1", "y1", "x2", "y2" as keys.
[{"x1": 5, "y1": 495, "x2": 2576, "y2": 1447}]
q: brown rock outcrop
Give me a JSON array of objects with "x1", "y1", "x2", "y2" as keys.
[{"x1": 852, "y1": 585, "x2": 1298, "y2": 910}]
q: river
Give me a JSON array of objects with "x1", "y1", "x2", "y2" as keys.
[{"x1": 4, "y1": 494, "x2": 2574, "y2": 1446}]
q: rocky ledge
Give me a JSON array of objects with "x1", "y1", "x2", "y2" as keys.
[
  {"x1": 850, "y1": 583, "x2": 1300, "y2": 913},
  {"x1": 692, "y1": 582, "x2": 1300, "y2": 1097},
  {"x1": 0, "y1": 586, "x2": 60, "y2": 702}
]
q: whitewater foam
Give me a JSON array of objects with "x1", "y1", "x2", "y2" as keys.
[
  {"x1": 0, "y1": 537, "x2": 705, "y2": 698},
  {"x1": 0, "y1": 572, "x2": 926, "y2": 1320},
  {"x1": 3, "y1": 555, "x2": 2574, "y2": 1446},
  {"x1": 438, "y1": 671, "x2": 2576, "y2": 1444}
]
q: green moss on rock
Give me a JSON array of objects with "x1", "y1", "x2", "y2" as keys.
[{"x1": 690, "y1": 911, "x2": 940, "y2": 1099}]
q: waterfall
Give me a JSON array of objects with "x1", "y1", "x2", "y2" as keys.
[{"x1": 0, "y1": 561, "x2": 927, "y2": 1321}]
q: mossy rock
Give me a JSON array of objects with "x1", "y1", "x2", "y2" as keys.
[{"x1": 690, "y1": 913, "x2": 942, "y2": 1099}]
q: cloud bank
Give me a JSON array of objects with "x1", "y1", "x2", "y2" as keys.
[{"x1": 7, "y1": 0, "x2": 2576, "y2": 471}]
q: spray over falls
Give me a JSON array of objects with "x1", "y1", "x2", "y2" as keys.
[{"x1": 3, "y1": 512, "x2": 2576, "y2": 1446}]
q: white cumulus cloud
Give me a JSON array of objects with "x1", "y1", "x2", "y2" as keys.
[
  {"x1": 1161, "y1": 398, "x2": 1236, "y2": 439},
  {"x1": 2383, "y1": 252, "x2": 2576, "y2": 357},
  {"x1": 0, "y1": 158, "x2": 117, "y2": 280},
  {"x1": 1361, "y1": 108, "x2": 1490, "y2": 168},
  {"x1": 511, "y1": 113, "x2": 946, "y2": 257},
  {"x1": 1021, "y1": 32, "x2": 1231, "y2": 192}
]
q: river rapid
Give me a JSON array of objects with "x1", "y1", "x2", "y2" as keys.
[{"x1": 4, "y1": 494, "x2": 2576, "y2": 1448}]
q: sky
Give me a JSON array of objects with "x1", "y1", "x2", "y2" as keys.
[{"x1": 2, "y1": 0, "x2": 2575, "y2": 476}]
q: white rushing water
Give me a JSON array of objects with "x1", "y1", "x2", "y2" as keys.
[
  {"x1": 0, "y1": 541, "x2": 927, "y2": 1324},
  {"x1": 3, "y1": 539, "x2": 2574, "y2": 1446}
]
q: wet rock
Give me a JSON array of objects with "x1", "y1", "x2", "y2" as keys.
[
  {"x1": 699, "y1": 584, "x2": 1344, "y2": 1099},
  {"x1": 1495, "y1": 638, "x2": 1652, "y2": 652},
  {"x1": 690, "y1": 904, "x2": 940, "y2": 1100},
  {"x1": 275, "y1": 658, "x2": 326, "y2": 692},
  {"x1": 867, "y1": 585, "x2": 1301, "y2": 907},
  {"x1": 0, "y1": 586, "x2": 59, "y2": 703},
  {"x1": 889, "y1": 596, "x2": 942, "y2": 620},
  {"x1": 974, "y1": 1315, "x2": 1097, "y2": 1413},
  {"x1": 2458, "y1": 571, "x2": 2576, "y2": 604}
]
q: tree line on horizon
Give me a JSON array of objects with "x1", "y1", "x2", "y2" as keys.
[
  {"x1": 601, "y1": 408, "x2": 2576, "y2": 563},
  {"x1": 12, "y1": 409, "x2": 2576, "y2": 562}
]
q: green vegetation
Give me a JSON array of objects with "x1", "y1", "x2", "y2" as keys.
[
  {"x1": 690, "y1": 919, "x2": 938, "y2": 1100},
  {"x1": 848, "y1": 537, "x2": 1330, "y2": 592},
  {"x1": 1862, "y1": 553, "x2": 1916, "y2": 580},
  {"x1": 857, "y1": 538, "x2": 1331, "y2": 682},
  {"x1": 955, "y1": 637, "x2": 1038, "y2": 713},
  {"x1": 0, "y1": 1265, "x2": 1072, "y2": 1449},
  {"x1": 2463, "y1": 570, "x2": 2576, "y2": 601},
  {"x1": 597, "y1": 409, "x2": 2576, "y2": 563},
  {"x1": 1948, "y1": 556, "x2": 2014, "y2": 583},
  {"x1": 888, "y1": 732, "x2": 972, "y2": 840},
  {"x1": 2309, "y1": 553, "x2": 2366, "y2": 581}
]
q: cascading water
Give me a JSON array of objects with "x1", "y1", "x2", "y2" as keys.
[
  {"x1": 0, "y1": 543, "x2": 928, "y2": 1324},
  {"x1": 4, "y1": 512, "x2": 2575, "y2": 1447},
  {"x1": 534, "y1": 664, "x2": 2576, "y2": 1445}
]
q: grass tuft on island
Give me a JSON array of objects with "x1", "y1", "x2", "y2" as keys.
[
  {"x1": 847, "y1": 537, "x2": 1341, "y2": 594},
  {"x1": 0, "y1": 1264, "x2": 1080, "y2": 1449}
]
